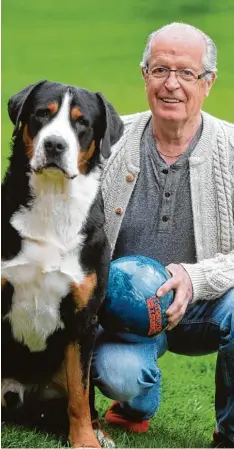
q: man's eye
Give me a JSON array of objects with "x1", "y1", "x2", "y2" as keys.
[
  {"x1": 152, "y1": 67, "x2": 167, "y2": 74},
  {"x1": 36, "y1": 109, "x2": 49, "y2": 118},
  {"x1": 181, "y1": 69, "x2": 194, "y2": 77}
]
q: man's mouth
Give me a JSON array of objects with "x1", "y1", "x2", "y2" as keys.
[{"x1": 160, "y1": 98, "x2": 181, "y2": 103}]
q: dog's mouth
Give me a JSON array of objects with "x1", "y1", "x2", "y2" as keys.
[
  {"x1": 43, "y1": 162, "x2": 66, "y2": 173},
  {"x1": 33, "y1": 163, "x2": 77, "y2": 180}
]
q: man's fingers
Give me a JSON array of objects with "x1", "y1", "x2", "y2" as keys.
[
  {"x1": 165, "y1": 289, "x2": 188, "y2": 328},
  {"x1": 167, "y1": 305, "x2": 186, "y2": 323},
  {"x1": 166, "y1": 298, "x2": 185, "y2": 316},
  {"x1": 167, "y1": 309, "x2": 185, "y2": 329},
  {"x1": 157, "y1": 278, "x2": 175, "y2": 297},
  {"x1": 156, "y1": 264, "x2": 193, "y2": 330}
]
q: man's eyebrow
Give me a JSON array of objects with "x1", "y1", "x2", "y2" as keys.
[{"x1": 150, "y1": 60, "x2": 199, "y2": 69}]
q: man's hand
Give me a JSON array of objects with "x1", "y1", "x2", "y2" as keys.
[{"x1": 157, "y1": 264, "x2": 193, "y2": 330}]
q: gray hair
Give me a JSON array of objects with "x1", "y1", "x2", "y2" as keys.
[{"x1": 140, "y1": 22, "x2": 217, "y2": 79}]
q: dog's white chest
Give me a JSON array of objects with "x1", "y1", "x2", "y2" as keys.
[
  {"x1": 2, "y1": 172, "x2": 100, "y2": 352},
  {"x1": 3, "y1": 241, "x2": 83, "y2": 352}
]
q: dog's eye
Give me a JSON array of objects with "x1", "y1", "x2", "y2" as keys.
[
  {"x1": 76, "y1": 116, "x2": 88, "y2": 126},
  {"x1": 36, "y1": 109, "x2": 49, "y2": 119}
]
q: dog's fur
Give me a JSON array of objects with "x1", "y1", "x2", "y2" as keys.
[{"x1": 1, "y1": 80, "x2": 123, "y2": 448}]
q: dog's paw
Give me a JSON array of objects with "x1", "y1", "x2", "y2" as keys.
[
  {"x1": 94, "y1": 428, "x2": 115, "y2": 448},
  {"x1": 1, "y1": 379, "x2": 25, "y2": 408},
  {"x1": 92, "y1": 419, "x2": 115, "y2": 448}
]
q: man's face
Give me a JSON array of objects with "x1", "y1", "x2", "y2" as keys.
[{"x1": 142, "y1": 30, "x2": 216, "y2": 124}]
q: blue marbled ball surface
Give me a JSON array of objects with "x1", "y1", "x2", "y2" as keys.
[{"x1": 99, "y1": 255, "x2": 174, "y2": 337}]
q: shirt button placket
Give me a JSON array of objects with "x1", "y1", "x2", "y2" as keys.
[{"x1": 160, "y1": 167, "x2": 173, "y2": 229}]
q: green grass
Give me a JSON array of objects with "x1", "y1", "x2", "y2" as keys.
[
  {"x1": 2, "y1": 0, "x2": 233, "y2": 447},
  {"x1": 2, "y1": 353, "x2": 216, "y2": 448}
]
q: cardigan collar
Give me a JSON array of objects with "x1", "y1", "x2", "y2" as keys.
[{"x1": 124, "y1": 110, "x2": 220, "y2": 172}]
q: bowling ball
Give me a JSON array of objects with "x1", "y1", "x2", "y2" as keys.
[{"x1": 99, "y1": 255, "x2": 174, "y2": 337}]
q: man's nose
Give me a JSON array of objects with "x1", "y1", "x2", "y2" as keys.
[{"x1": 164, "y1": 72, "x2": 180, "y2": 90}]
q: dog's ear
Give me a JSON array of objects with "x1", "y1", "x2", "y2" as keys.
[
  {"x1": 8, "y1": 80, "x2": 47, "y2": 136},
  {"x1": 96, "y1": 93, "x2": 124, "y2": 159}
]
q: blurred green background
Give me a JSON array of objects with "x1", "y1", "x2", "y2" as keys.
[
  {"x1": 1, "y1": 1, "x2": 234, "y2": 447},
  {"x1": 2, "y1": 0, "x2": 234, "y2": 176}
]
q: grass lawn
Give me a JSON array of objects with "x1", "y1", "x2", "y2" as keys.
[
  {"x1": 1, "y1": 0, "x2": 233, "y2": 447},
  {"x1": 2, "y1": 352, "x2": 217, "y2": 448}
]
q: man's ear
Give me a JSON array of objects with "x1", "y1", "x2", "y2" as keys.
[
  {"x1": 8, "y1": 80, "x2": 47, "y2": 136},
  {"x1": 96, "y1": 92, "x2": 124, "y2": 159},
  {"x1": 141, "y1": 66, "x2": 146, "y2": 79},
  {"x1": 204, "y1": 72, "x2": 216, "y2": 97}
]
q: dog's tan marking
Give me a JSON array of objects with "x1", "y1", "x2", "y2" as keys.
[
  {"x1": 23, "y1": 125, "x2": 34, "y2": 159},
  {"x1": 65, "y1": 342, "x2": 100, "y2": 448},
  {"x1": 1, "y1": 278, "x2": 7, "y2": 288},
  {"x1": 48, "y1": 102, "x2": 59, "y2": 114},
  {"x1": 78, "y1": 140, "x2": 96, "y2": 174},
  {"x1": 71, "y1": 107, "x2": 82, "y2": 121},
  {"x1": 71, "y1": 273, "x2": 97, "y2": 310},
  {"x1": 52, "y1": 363, "x2": 115, "y2": 448}
]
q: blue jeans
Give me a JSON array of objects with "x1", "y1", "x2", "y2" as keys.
[{"x1": 91, "y1": 289, "x2": 234, "y2": 442}]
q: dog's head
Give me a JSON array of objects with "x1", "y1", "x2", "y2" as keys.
[{"x1": 8, "y1": 80, "x2": 123, "y2": 179}]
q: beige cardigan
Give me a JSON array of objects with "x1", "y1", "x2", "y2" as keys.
[{"x1": 101, "y1": 110, "x2": 234, "y2": 302}]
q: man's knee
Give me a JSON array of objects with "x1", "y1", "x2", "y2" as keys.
[
  {"x1": 92, "y1": 349, "x2": 142, "y2": 400},
  {"x1": 92, "y1": 345, "x2": 160, "y2": 401}
]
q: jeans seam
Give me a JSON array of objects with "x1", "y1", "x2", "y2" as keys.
[
  {"x1": 154, "y1": 341, "x2": 158, "y2": 363},
  {"x1": 180, "y1": 318, "x2": 230, "y2": 333}
]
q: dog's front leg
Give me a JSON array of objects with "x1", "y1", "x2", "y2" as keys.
[{"x1": 65, "y1": 342, "x2": 100, "y2": 449}]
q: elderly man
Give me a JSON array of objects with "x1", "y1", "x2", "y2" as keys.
[{"x1": 92, "y1": 23, "x2": 234, "y2": 447}]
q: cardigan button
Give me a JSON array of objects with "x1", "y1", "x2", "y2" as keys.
[
  {"x1": 126, "y1": 173, "x2": 135, "y2": 182},
  {"x1": 115, "y1": 207, "x2": 123, "y2": 215}
]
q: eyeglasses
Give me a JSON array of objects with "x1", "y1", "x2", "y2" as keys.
[{"x1": 145, "y1": 66, "x2": 211, "y2": 84}]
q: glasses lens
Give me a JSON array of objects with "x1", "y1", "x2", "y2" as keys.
[
  {"x1": 151, "y1": 67, "x2": 169, "y2": 78},
  {"x1": 149, "y1": 67, "x2": 199, "y2": 83},
  {"x1": 178, "y1": 69, "x2": 197, "y2": 83}
]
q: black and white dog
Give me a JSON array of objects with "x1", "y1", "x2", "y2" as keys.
[{"x1": 1, "y1": 80, "x2": 123, "y2": 448}]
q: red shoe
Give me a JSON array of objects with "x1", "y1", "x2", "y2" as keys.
[{"x1": 105, "y1": 401, "x2": 150, "y2": 433}]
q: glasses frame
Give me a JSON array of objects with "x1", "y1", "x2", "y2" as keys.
[{"x1": 145, "y1": 66, "x2": 211, "y2": 83}]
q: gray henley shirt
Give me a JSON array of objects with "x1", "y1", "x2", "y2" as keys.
[{"x1": 113, "y1": 117, "x2": 203, "y2": 266}]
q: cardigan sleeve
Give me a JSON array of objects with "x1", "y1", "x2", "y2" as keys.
[
  {"x1": 181, "y1": 250, "x2": 234, "y2": 302},
  {"x1": 182, "y1": 118, "x2": 234, "y2": 302}
]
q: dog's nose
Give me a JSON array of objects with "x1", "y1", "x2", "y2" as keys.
[
  {"x1": 4, "y1": 391, "x2": 21, "y2": 408},
  {"x1": 44, "y1": 135, "x2": 67, "y2": 155}
]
